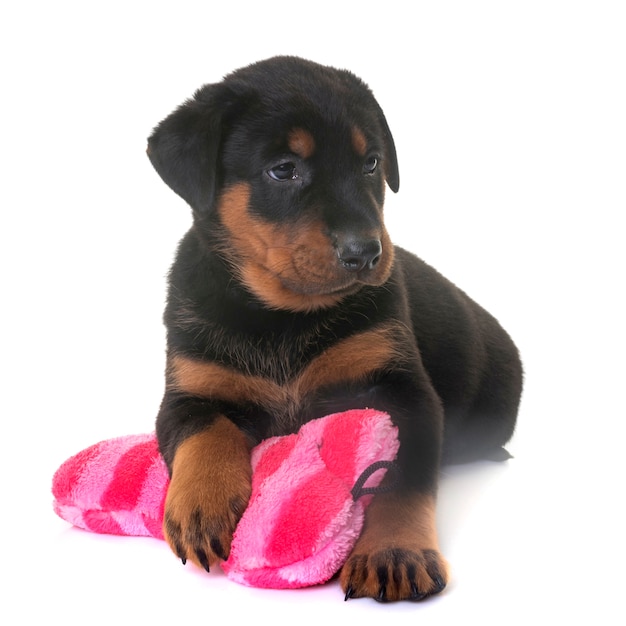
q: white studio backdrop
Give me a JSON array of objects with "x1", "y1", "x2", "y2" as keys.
[{"x1": 1, "y1": 2, "x2": 624, "y2": 624}]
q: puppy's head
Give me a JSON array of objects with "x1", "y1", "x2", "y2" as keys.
[{"x1": 148, "y1": 56, "x2": 399, "y2": 312}]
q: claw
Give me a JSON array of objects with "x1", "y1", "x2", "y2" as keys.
[
  {"x1": 375, "y1": 565, "x2": 389, "y2": 602},
  {"x1": 376, "y1": 586, "x2": 388, "y2": 603},
  {"x1": 181, "y1": 557, "x2": 187, "y2": 566},
  {"x1": 431, "y1": 575, "x2": 446, "y2": 595},
  {"x1": 344, "y1": 585, "x2": 355, "y2": 602},
  {"x1": 410, "y1": 582, "x2": 425, "y2": 601},
  {"x1": 196, "y1": 548, "x2": 211, "y2": 573}
]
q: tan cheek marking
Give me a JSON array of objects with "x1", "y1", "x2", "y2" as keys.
[
  {"x1": 352, "y1": 126, "x2": 368, "y2": 157},
  {"x1": 218, "y1": 184, "x2": 296, "y2": 307},
  {"x1": 218, "y1": 183, "x2": 276, "y2": 264},
  {"x1": 218, "y1": 183, "x2": 303, "y2": 278},
  {"x1": 287, "y1": 127, "x2": 316, "y2": 158},
  {"x1": 218, "y1": 183, "x2": 347, "y2": 312}
]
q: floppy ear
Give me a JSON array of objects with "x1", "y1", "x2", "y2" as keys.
[
  {"x1": 147, "y1": 84, "x2": 234, "y2": 213},
  {"x1": 379, "y1": 110, "x2": 400, "y2": 193},
  {"x1": 334, "y1": 67, "x2": 399, "y2": 194}
]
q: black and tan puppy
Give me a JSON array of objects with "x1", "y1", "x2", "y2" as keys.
[{"x1": 147, "y1": 56, "x2": 522, "y2": 602}]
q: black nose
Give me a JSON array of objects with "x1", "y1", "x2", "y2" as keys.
[{"x1": 337, "y1": 238, "x2": 383, "y2": 272}]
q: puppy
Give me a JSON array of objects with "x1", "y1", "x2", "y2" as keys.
[{"x1": 147, "y1": 56, "x2": 523, "y2": 602}]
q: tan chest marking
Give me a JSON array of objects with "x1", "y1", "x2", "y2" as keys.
[{"x1": 167, "y1": 324, "x2": 403, "y2": 417}]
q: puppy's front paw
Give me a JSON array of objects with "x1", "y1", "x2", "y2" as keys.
[
  {"x1": 340, "y1": 547, "x2": 448, "y2": 602},
  {"x1": 163, "y1": 419, "x2": 252, "y2": 572},
  {"x1": 164, "y1": 479, "x2": 250, "y2": 572},
  {"x1": 340, "y1": 490, "x2": 448, "y2": 601}
]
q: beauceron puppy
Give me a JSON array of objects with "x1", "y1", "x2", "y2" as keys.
[{"x1": 147, "y1": 56, "x2": 523, "y2": 602}]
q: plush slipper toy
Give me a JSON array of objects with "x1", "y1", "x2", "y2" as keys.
[{"x1": 52, "y1": 409, "x2": 399, "y2": 589}]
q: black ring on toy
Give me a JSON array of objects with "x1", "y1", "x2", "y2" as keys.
[{"x1": 350, "y1": 461, "x2": 401, "y2": 500}]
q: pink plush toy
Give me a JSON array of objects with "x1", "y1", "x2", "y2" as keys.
[{"x1": 52, "y1": 409, "x2": 399, "y2": 589}]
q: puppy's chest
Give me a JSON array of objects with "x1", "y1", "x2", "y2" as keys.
[
  {"x1": 169, "y1": 323, "x2": 401, "y2": 429},
  {"x1": 218, "y1": 330, "x2": 323, "y2": 382}
]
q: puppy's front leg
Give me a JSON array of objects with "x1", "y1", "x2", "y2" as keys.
[
  {"x1": 339, "y1": 367, "x2": 449, "y2": 602},
  {"x1": 162, "y1": 415, "x2": 252, "y2": 572},
  {"x1": 340, "y1": 489, "x2": 448, "y2": 602}
]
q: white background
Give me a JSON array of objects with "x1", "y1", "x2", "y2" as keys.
[{"x1": 2, "y1": 1, "x2": 625, "y2": 624}]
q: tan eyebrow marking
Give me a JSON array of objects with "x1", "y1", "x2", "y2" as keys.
[
  {"x1": 287, "y1": 127, "x2": 316, "y2": 158},
  {"x1": 351, "y1": 126, "x2": 368, "y2": 157}
]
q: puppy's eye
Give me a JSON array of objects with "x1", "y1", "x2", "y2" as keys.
[
  {"x1": 268, "y1": 162, "x2": 298, "y2": 181},
  {"x1": 363, "y1": 155, "x2": 378, "y2": 175}
]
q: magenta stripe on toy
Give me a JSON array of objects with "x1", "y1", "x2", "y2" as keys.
[{"x1": 100, "y1": 439, "x2": 160, "y2": 511}]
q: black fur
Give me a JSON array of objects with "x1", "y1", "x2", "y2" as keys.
[{"x1": 147, "y1": 56, "x2": 523, "y2": 601}]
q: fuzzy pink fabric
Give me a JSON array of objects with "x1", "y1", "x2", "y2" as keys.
[
  {"x1": 223, "y1": 409, "x2": 399, "y2": 587},
  {"x1": 52, "y1": 433, "x2": 167, "y2": 538},
  {"x1": 52, "y1": 409, "x2": 399, "y2": 588}
]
